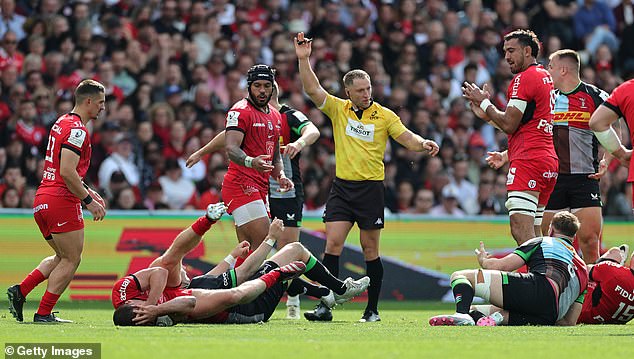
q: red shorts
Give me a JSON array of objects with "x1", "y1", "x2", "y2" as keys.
[
  {"x1": 33, "y1": 193, "x2": 84, "y2": 239},
  {"x1": 506, "y1": 157, "x2": 559, "y2": 206},
  {"x1": 221, "y1": 178, "x2": 269, "y2": 214}
]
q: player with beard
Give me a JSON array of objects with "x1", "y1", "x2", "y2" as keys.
[
  {"x1": 221, "y1": 65, "x2": 293, "y2": 260},
  {"x1": 294, "y1": 32, "x2": 439, "y2": 322},
  {"x1": 464, "y1": 29, "x2": 558, "y2": 246},
  {"x1": 186, "y1": 82, "x2": 321, "y2": 319},
  {"x1": 7, "y1": 79, "x2": 107, "y2": 323}
]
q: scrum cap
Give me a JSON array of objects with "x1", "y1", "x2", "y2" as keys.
[{"x1": 247, "y1": 64, "x2": 275, "y2": 86}]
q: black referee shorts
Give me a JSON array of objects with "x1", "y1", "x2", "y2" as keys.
[
  {"x1": 502, "y1": 272, "x2": 558, "y2": 325},
  {"x1": 323, "y1": 178, "x2": 385, "y2": 230},
  {"x1": 546, "y1": 174, "x2": 602, "y2": 210}
]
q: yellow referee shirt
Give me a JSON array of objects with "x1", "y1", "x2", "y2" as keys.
[{"x1": 319, "y1": 94, "x2": 407, "y2": 181}]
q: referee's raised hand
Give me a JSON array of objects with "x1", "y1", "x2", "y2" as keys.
[{"x1": 294, "y1": 32, "x2": 312, "y2": 59}]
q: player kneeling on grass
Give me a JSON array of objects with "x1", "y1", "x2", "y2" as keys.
[
  {"x1": 111, "y1": 203, "x2": 369, "y2": 326},
  {"x1": 429, "y1": 211, "x2": 588, "y2": 326}
]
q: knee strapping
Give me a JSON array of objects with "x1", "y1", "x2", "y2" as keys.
[
  {"x1": 474, "y1": 269, "x2": 492, "y2": 301},
  {"x1": 505, "y1": 191, "x2": 538, "y2": 217}
]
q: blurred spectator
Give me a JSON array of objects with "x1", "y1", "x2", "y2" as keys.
[
  {"x1": 98, "y1": 133, "x2": 140, "y2": 197},
  {"x1": 574, "y1": 0, "x2": 619, "y2": 57},
  {"x1": 1, "y1": 186, "x2": 20, "y2": 208},
  {"x1": 143, "y1": 181, "x2": 169, "y2": 210},
  {"x1": 111, "y1": 186, "x2": 147, "y2": 210},
  {"x1": 0, "y1": 0, "x2": 26, "y2": 40},
  {"x1": 411, "y1": 188, "x2": 435, "y2": 214},
  {"x1": 158, "y1": 158, "x2": 195, "y2": 209},
  {"x1": 0, "y1": 30, "x2": 23, "y2": 71},
  {"x1": 430, "y1": 186, "x2": 466, "y2": 217},
  {"x1": 20, "y1": 186, "x2": 35, "y2": 209}
]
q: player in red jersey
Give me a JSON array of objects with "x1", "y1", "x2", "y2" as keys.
[
  {"x1": 7, "y1": 79, "x2": 107, "y2": 323},
  {"x1": 111, "y1": 204, "x2": 369, "y2": 326},
  {"x1": 463, "y1": 29, "x2": 558, "y2": 245},
  {"x1": 222, "y1": 65, "x2": 293, "y2": 258},
  {"x1": 589, "y1": 78, "x2": 634, "y2": 211}
]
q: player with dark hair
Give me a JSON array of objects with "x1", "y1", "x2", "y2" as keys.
[
  {"x1": 464, "y1": 29, "x2": 558, "y2": 246},
  {"x1": 487, "y1": 49, "x2": 613, "y2": 263},
  {"x1": 7, "y1": 79, "x2": 107, "y2": 323},
  {"x1": 429, "y1": 211, "x2": 588, "y2": 326},
  {"x1": 295, "y1": 32, "x2": 439, "y2": 322},
  {"x1": 221, "y1": 64, "x2": 293, "y2": 260},
  {"x1": 111, "y1": 204, "x2": 369, "y2": 326},
  {"x1": 589, "y1": 78, "x2": 634, "y2": 211},
  {"x1": 186, "y1": 82, "x2": 321, "y2": 319}
]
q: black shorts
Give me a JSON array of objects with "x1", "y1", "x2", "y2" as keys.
[
  {"x1": 546, "y1": 174, "x2": 601, "y2": 210},
  {"x1": 323, "y1": 178, "x2": 385, "y2": 230},
  {"x1": 188, "y1": 269, "x2": 237, "y2": 290},
  {"x1": 502, "y1": 272, "x2": 558, "y2": 325},
  {"x1": 270, "y1": 196, "x2": 303, "y2": 227},
  {"x1": 225, "y1": 261, "x2": 287, "y2": 324}
]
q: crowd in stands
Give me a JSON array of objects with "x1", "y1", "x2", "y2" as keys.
[{"x1": 0, "y1": 0, "x2": 632, "y2": 218}]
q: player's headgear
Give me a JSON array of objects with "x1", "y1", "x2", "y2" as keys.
[{"x1": 247, "y1": 64, "x2": 275, "y2": 86}]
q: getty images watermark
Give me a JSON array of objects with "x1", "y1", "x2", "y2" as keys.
[{"x1": 5, "y1": 343, "x2": 100, "y2": 359}]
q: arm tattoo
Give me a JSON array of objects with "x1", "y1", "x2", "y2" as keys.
[{"x1": 227, "y1": 145, "x2": 248, "y2": 167}]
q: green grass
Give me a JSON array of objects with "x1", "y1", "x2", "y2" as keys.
[{"x1": 1, "y1": 302, "x2": 632, "y2": 359}]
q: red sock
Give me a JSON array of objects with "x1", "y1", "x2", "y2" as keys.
[
  {"x1": 235, "y1": 250, "x2": 253, "y2": 268},
  {"x1": 259, "y1": 271, "x2": 281, "y2": 289},
  {"x1": 191, "y1": 216, "x2": 214, "y2": 236},
  {"x1": 20, "y1": 269, "x2": 46, "y2": 297},
  {"x1": 36, "y1": 290, "x2": 61, "y2": 316}
]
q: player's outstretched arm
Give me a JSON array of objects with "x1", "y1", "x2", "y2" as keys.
[
  {"x1": 132, "y1": 267, "x2": 169, "y2": 305},
  {"x1": 486, "y1": 150, "x2": 508, "y2": 169},
  {"x1": 294, "y1": 32, "x2": 327, "y2": 107},
  {"x1": 394, "y1": 130, "x2": 439, "y2": 156},
  {"x1": 283, "y1": 122, "x2": 320, "y2": 159},
  {"x1": 60, "y1": 148, "x2": 105, "y2": 221},
  {"x1": 186, "y1": 130, "x2": 226, "y2": 168},
  {"x1": 476, "y1": 241, "x2": 524, "y2": 271}
]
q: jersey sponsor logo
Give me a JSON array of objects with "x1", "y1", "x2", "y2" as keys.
[
  {"x1": 119, "y1": 278, "x2": 131, "y2": 302},
  {"x1": 528, "y1": 180, "x2": 536, "y2": 189},
  {"x1": 240, "y1": 184, "x2": 259, "y2": 196},
  {"x1": 227, "y1": 111, "x2": 240, "y2": 127},
  {"x1": 375, "y1": 218, "x2": 383, "y2": 225},
  {"x1": 542, "y1": 170, "x2": 558, "y2": 179},
  {"x1": 253, "y1": 123, "x2": 265, "y2": 127},
  {"x1": 345, "y1": 118, "x2": 375, "y2": 142},
  {"x1": 369, "y1": 110, "x2": 380, "y2": 121},
  {"x1": 614, "y1": 285, "x2": 634, "y2": 301},
  {"x1": 33, "y1": 203, "x2": 48, "y2": 213},
  {"x1": 68, "y1": 128, "x2": 87, "y2": 147},
  {"x1": 57, "y1": 221, "x2": 68, "y2": 227},
  {"x1": 222, "y1": 272, "x2": 230, "y2": 287},
  {"x1": 553, "y1": 111, "x2": 591, "y2": 123},
  {"x1": 51, "y1": 123, "x2": 62, "y2": 135},
  {"x1": 511, "y1": 74, "x2": 522, "y2": 97},
  {"x1": 507, "y1": 167, "x2": 516, "y2": 185},
  {"x1": 536, "y1": 119, "x2": 553, "y2": 134},
  {"x1": 286, "y1": 213, "x2": 295, "y2": 220}
]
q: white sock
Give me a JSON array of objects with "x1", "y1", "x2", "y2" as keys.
[{"x1": 286, "y1": 295, "x2": 300, "y2": 307}]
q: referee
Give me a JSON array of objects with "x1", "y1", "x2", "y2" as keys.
[{"x1": 294, "y1": 32, "x2": 440, "y2": 322}]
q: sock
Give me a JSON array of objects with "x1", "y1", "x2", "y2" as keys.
[
  {"x1": 304, "y1": 255, "x2": 346, "y2": 295},
  {"x1": 19, "y1": 269, "x2": 46, "y2": 297},
  {"x1": 365, "y1": 257, "x2": 383, "y2": 313},
  {"x1": 286, "y1": 294, "x2": 300, "y2": 307},
  {"x1": 191, "y1": 216, "x2": 214, "y2": 236},
  {"x1": 36, "y1": 290, "x2": 61, "y2": 316},
  {"x1": 259, "y1": 271, "x2": 281, "y2": 289},
  {"x1": 287, "y1": 278, "x2": 330, "y2": 298},
  {"x1": 451, "y1": 277, "x2": 474, "y2": 314},
  {"x1": 469, "y1": 310, "x2": 485, "y2": 323},
  {"x1": 322, "y1": 253, "x2": 340, "y2": 278},
  {"x1": 234, "y1": 250, "x2": 253, "y2": 268}
]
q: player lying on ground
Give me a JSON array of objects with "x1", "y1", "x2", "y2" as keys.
[
  {"x1": 111, "y1": 203, "x2": 369, "y2": 325},
  {"x1": 429, "y1": 211, "x2": 587, "y2": 326}
]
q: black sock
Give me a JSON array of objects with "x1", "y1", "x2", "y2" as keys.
[
  {"x1": 287, "y1": 278, "x2": 330, "y2": 298},
  {"x1": 451, "y1": 277, "x2": 474, "y2": 314},
  {"x1": 469, "y1": 310, "x2": 485, "y2": 322},
  {"x1": 322, "y1": 253, "x2": 340, "y2": 278},
  {"x1": 365, "y1": 257, "x2": 383, "y2": 313},
  {"x1": 304, "y1": 255, "x2": 346, "y2": 295}
]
